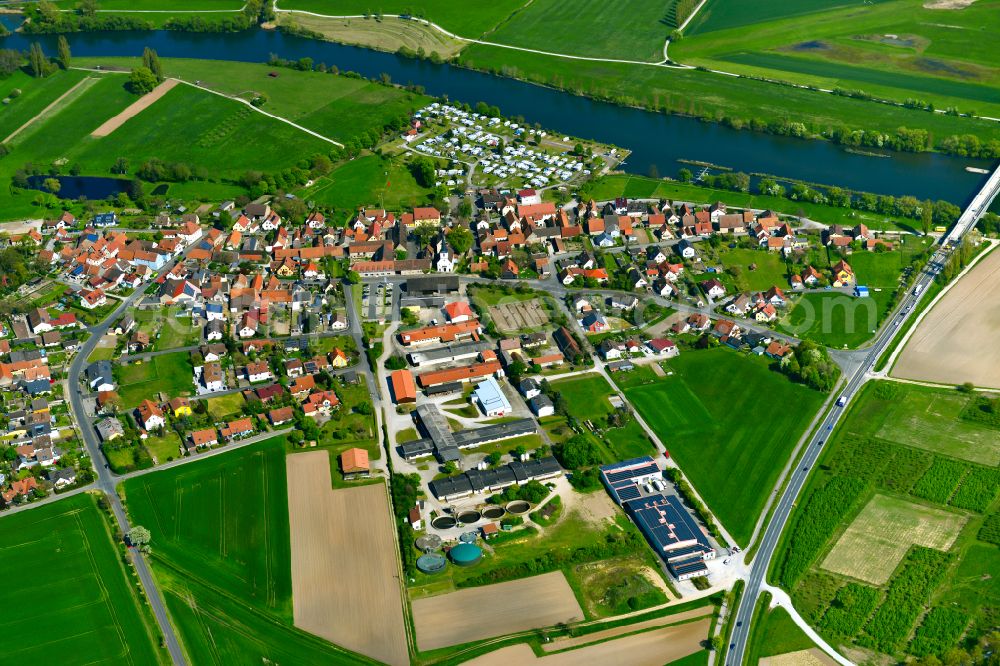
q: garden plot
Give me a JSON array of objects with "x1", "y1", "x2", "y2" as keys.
[
  {"x1": 821, "y1": 494, "x2": 965, "y2": 585},
  {"x1": 488, "y1": 298, "x2": 549, "y2": 333}
]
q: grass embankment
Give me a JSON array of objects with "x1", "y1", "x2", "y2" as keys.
[
  {"x1": 676, "y1": 0, "x2": 1000, "y2": 121},
  {"x1": 622, "y1": 348, "x2": 825, "y2": 544},
  {"x1": 279, "y1": 0, "x2": 525, "y2": 35},
  {"x1": 582, "y1": 174, "x2": 924, "y2": 232},
  {"x1": 0, "y1": 493, "x2": 165, "y2": 664},
  {"x1": 456, "y1": 42, "x2": 1000, "y2": 149},
  {"x1": 122, "y1": 438, "x2": 375, "y2": 663}
]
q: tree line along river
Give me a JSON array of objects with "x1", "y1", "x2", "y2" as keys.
[{"x1": 0, "y1": 23, "x2": 996, "y2": 208}]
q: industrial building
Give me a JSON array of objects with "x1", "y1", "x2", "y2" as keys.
[
  {"x1": 625, "y1": 494, "x2": 715, "y2": 581},
  {"x1": 599, "y1": 457, "x2": 715, "y2": 581},
  {"x1": 429, "y1": 457, "x2": 563, "y2": 501},
  {"x1": 600, "y1": 456, "x2": 663, "y2": 504}
]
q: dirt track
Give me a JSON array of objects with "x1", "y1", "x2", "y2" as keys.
[
  {"x1": 91, "y1": 79, "x2": 178, "y2": 137},
  {"x1": 286, "y1": 451, "x2": 408, "y2": 666},
  {"x1": 541, "y1": 607, "x2": 711, "y2": 652},
  {"x1": 467, "y1": 617, "x2": 710, "y2": 666},
  {"x1": 893, "y1": 246, "x2": 1000, "y2": 388},
  {"x1": 761, "y1": 648, "x2": 838, "y2": 666},
  {"x1": 412, "y1": 571, "x2": 583, "y2": 651}
]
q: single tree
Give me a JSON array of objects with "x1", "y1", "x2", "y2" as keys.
[
  {"x1": 28, "y1": 42, "x2": 48, "y2": 78},
  {"x1": 57, "y1": 35, "x2": 71, "y2": 70},
  {"x1": 77, "y1": 0, "x2": 99, "y2": 16},
  {"x1": 142, "y1": 47, "x2": 163, "y2": 82},
  {"x1": 127, "y1": 66, "x2": 157, "y2": 95},
  {"x1": 921, "y1": 199, "x2": 933, "y2": 235},
  {"x1": 446, "y1": 225, "x2": 473, "y2": 255},
  {"x1": 42, "y1": 177, "x2": 61, "y2": 194},
  {"x1": 127, "y1": 525, "x2": 151, "y2": 547}
]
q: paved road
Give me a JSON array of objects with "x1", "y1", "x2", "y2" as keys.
[
  {"x1": 66, "y1": 259, "x2": 191, "y2": 666},
  {"x1": 726, "y1": 193, "x2": 996, "y2": 662}
]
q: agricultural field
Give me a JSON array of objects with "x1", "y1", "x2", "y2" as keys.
[
  {"x1": 279, "y1": 0, "x2": 527, "y2": 35},
  {"x1": 684, "y1": 0, "x2": 864, "y2": 34},
  {"x1": 820, "y1": 494, "x2": 965, "y2": 585},
  {"x1": 206, "y1": 392, "x2": 246, "y2": 421},
  {"x1": 286, "y1": 451, "x2": 408, "y2": 666},
  {"x1": 413, "y1": 571, "x2": 584, "y2": 651},
  {"x1": 0, "y1": 70, "x2": 333, "y2": 220},
  {"x1": 277, "y1": 13, "x2": 468, "y2": 58},
  {"x1": 74, "y1": 57, "x2": 431, "y2": 144},
  {"x1": 623, "y1": 348, "x2": 825, "y2": 544},
  {"x1": 465, "y1": 616, "x2": 711, "y2": 666},
  {"x1": 714, "y1": 247, "x2": 790, "y2": 292},
  {"x1": 117, "y1": 352, "x2": 193, "y2": 409},
  {"x1": 773, "y1": 380, "x2": 1000, "y2": 660},
  {"x1": 675, "y1": 0, "x2": 1000, "y2": 118},
  {"x1": 0, "y1": 494, "x2": 163, "y2": 665},
  {"x1": 486, "y1": 0, "x2": 672, "y2": 61},
  {"x1": 893, "y1": 244, "x2": 1000, "y2": 389},
  {"x1": 874, "y1": 387, "x2": 1000, "y2": 466},
  {"x1": 0, "y1": 68, "x2": 90, "y2": 142},
  {"x1": 121, "y1": 438, "x2": 371, "y2": 663}
]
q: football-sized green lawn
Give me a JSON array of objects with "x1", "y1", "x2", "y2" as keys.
[
  {"x1": 279, "y1": 0, "x2": 526, "y2": 35},
  {"x1": 624, "y1": 348, "x2": 825, "y2": 544},
  {"x1": 685, "y1": 0, "x2": 882, "y2": 35},
  {"x1": 117, "y1": 352, "x2": 193, "y2": 409},
  {"x1": 0, "y1": 494, "x2": 164, "y2": 664},
  {"x1": 780, "y1": 290, "x2": 892, "y2": 349},
  {"x1": 122, "y1": 438, "x2": 374, "y2": 663},
  {"x1": 487, "y1": 0, "x2": 671, "y2": 61}
]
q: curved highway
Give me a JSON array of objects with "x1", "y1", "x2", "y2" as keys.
[{"x1": 727, "y1": 163, "x2": 1000, "y2": 665}]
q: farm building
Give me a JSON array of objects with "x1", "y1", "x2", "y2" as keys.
[
  {"x1": 390, "y1": 369, "x2": 417, "y2": 404},
  {"x1": 429, "y1": 456, "x2": 562, "y2": 501},
  {"x1": 400, "y1": 411, "x2": 536, "y2": 462},
  {"x1": 473, "y1": 377, "x2": 511, "y2": 417},
  {"x1": 408, "y1": 340, "x2": 490, "y2": 367},
  {"x1": 406, "y1": 275, "x2": 459, "y2": 295},
  {"x1": 340, "y1": 448, "x2": 370, "y2": 475}
]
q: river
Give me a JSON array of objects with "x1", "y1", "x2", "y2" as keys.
[{"x1": 0, "y1": 23, "x2": 996, "y2": 207}]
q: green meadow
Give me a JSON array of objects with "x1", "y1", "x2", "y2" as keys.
[
  {"x1": 279, "y1": 0, "x2": 526, "y2": 35},
  {"x1": 487, "y1": 0, "x2": 672, "y2": 61},
  {"x1": 623, "y1": 348, "x2": 824, "y2": 544},
  {"x1": 0, "y1": 494, "x2": 164, "y2": 664},
  {"x1": 117, "y1": 352, "x2": 194, "y2": 409},
  {"x1": 675, "y1": 0, "x2": 1000, "y2": 118}
]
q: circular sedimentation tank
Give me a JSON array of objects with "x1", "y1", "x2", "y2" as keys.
[
  {"x1": 505, "y1": 500, "x2": 531, "y2": 515},
  {"x1": 431, "y1": 516, "x2": 457, "y2": 529},
  {"x1": 416, "y1": 553, "x2": 447, "y2": 574},
  {"x1": 448, "y1": 543, "x2": 483, "y2": 567},
  {"x1": 481, "y1": 506, "x2": 505, "y2": 520},
  {"x1": 459, "y1": 531, "x2": 478, "y2": 544},
  {"x1": 415, "y1": 534, "x2": 442, "y2": 552},
  {"x1": 457, "y1": 510, "x2": 481, "y2": 524}
]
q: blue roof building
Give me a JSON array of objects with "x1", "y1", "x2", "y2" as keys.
[
  {"x1": 625, "y1": 494, "x2": 714, "y2": 580},
  {"x1": 599, "y1": 457, "x2": 661, "y2": 505},
  {"x1": 473, "y1": 377, "x2": 512, "y2": 417}
]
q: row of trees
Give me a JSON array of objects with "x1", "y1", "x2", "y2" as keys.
[{"x1": 24, "y1": 1, "x2": 155, "y2": 34}]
